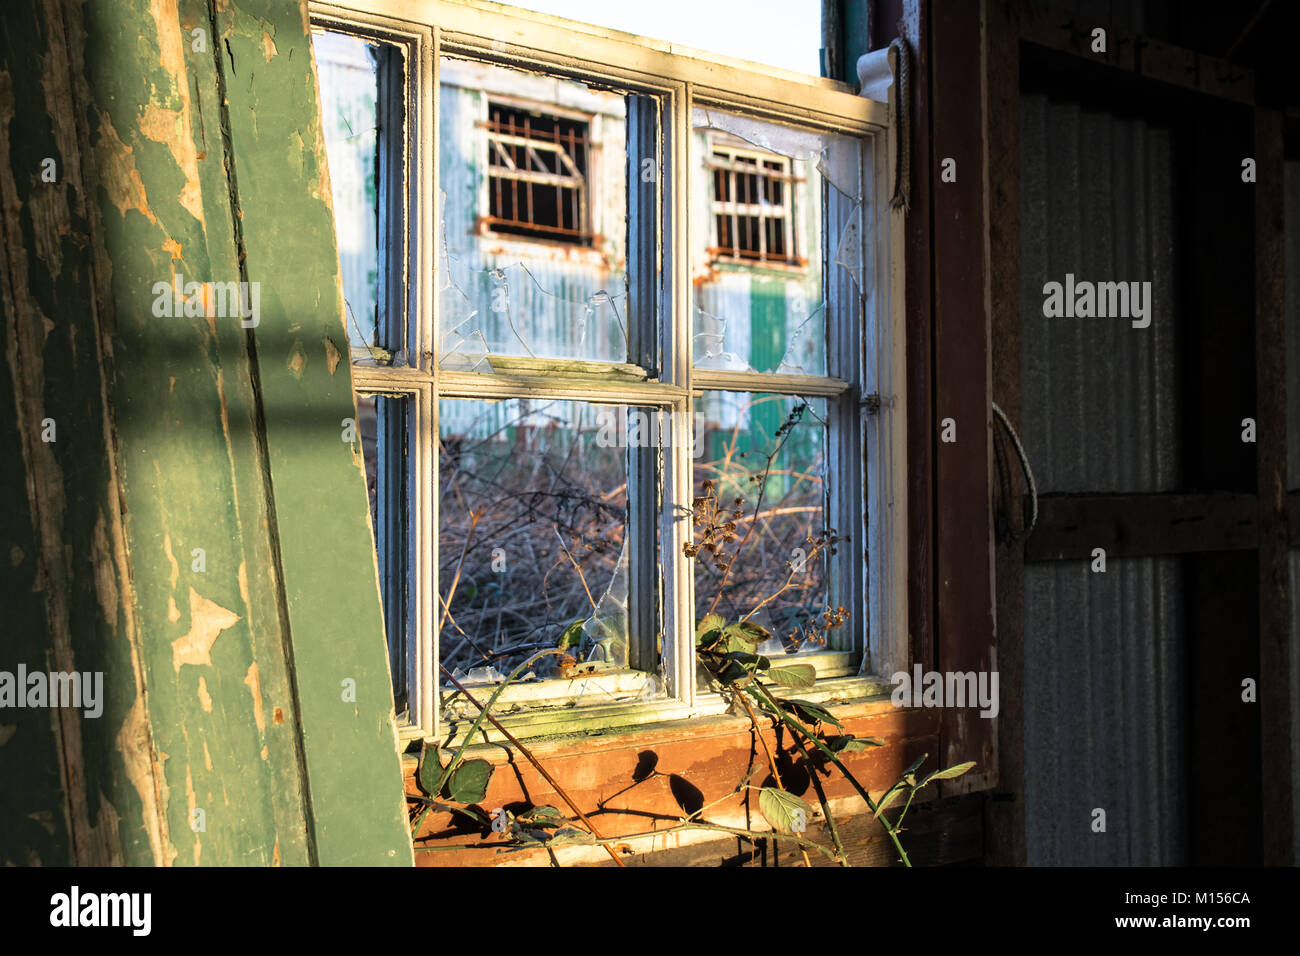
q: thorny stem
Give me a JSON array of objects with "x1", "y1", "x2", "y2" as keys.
[
  {"x1": 439, "y1": 664, "x2": 627, "y2": 867},
  {"x1": 411, "y1": 648, "x2": 563, "y2": 837},
  {"x1": 746, "y1": 680, "x2": 912, "y2": 867},
  {"x1": 735, "y1": 691, "x2": 812, "y2": 868},
  {"x1": 785, "y1": 721, "x2": 850, "y2": 867}
]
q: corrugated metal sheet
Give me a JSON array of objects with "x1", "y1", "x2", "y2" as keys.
[{"x1": 1019, "y1": 93, "x2": 1188, "y2": 864}]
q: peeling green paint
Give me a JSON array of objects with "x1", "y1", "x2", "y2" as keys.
[{"x1": 1, "y1": 0, "x2": 411, "y2": 866}]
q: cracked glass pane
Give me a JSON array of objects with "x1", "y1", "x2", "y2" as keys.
[
  {"x1": 438, "y1": 398, "x2": 658, "y2": 700},
  {"x1": 438, "y1": 57, "x2": 648, "y2": 367},
  {"x1": 358, "y1": 392, "x2": 411, "y2": 715},
  {"x1": 691, "y1": 392, "x2": 836, "y2": 659},
  {"x1": 691, "y1": 108, "x2": 863, "y2": 374},
  {"x1": 314, "y1": 30, "x2": 402, "y2": 356}
]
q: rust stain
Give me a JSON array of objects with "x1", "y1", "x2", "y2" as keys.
[
  {"x1": 168, "y1": 375, "x2": 176, "y2": 393},
  {"x1": 9, "y1": 545, "x2": 21, "y2": 566},
  {"x1": 171, "y1": 588, "x2": 240, "y2": 671},
  {"x1": 273, "y1": 838, "x2": 280, "y2": 867},
  {"x1": 0, "y1": 725, "x2": 15, "y2": 747},
  {"x1": 203, "y1": 740, "x2": 213, "y2": 771},
  {"x1": 260, "y1": 745, "x2": 268, "y2": 760},
  {"x1": 167, "y1": 594, "x2": 180, "y2": 623},
  {"x1": 286, "y1": 344, "x2": 306, "y2": 378},
  {"x1": 272, "y1": 706, "x2": 283, "y2": 725},
  {"x1": 323, "y1": 336, "x2": 340, "y2": 374},
  {"x1": 244, "y1": 662, "x2": 265, "y2": 732},
  {"x1": 237, "y1": 560, "x2": 249, "y2": 606},
  {"x1": 196, "y1": 675, "x2": 212, "y2": 712},
  {"x1": 93, "y1": 114, "x2": 158, "y2": 225},
  {"x1": 162, "y1": 237, "x2": 183, "y2": 260},
  {"x1": 263, "y1": 32, "x2": 278, "y2": 61}
]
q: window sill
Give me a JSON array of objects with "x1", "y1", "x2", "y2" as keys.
[{"x1": 404, "y1": 694, "x2": 943, "y2": 866}]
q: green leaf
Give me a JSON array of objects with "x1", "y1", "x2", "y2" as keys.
[
  {"x1": 779, "y1": 698, "x2": 844, "y2": 729},
  {"x1": 713, "y1": 659, "x2": 752, "y2": 685},
  {"x1": 918, "y1": 761, "x2": 976, "y2": 787},
  {"x1": 446, "y1": 758, "x2": 494, "y2": 804},
  {"x1": 544, "y1": 827, "x2": 597, "y2": 847},
  {"x1": 511, "y1": 826, "x2": 595, "y2": 848},
  {"x1": 825, "y1": 734, "x2": 884, "y2": 754},
  {"x1": 758, "y1": 787, "x2": 814, "y2": 835},
  {"x1": 873, "y1": 784, "x2": 908, "y2": 818},
  {"x1": 695, "y1": 614, "x2": 726, "y2": 640},
  {"x1": 899, "y1": 753, "x2": 927, "y2": 787},
  {"x1": 721, "y1": 623, "x2": 760, "y2": 653},
  {"x1": 557, "y1": 619, "x2": 585, "y2": 652},
  {"x1": 734, "y1": 620, "x2": 775, "y2": 645},
  {"x1": 724, "y1": 651, "x2": 770, "y2": 670},
  {"x1": 516, "y1": 805, "x2": 565, "y2": 828},
  {"x1": 696, "y1": 629, "x2": 723, "y2": 651},
  {"x1": 417, "y1": 744, "x2": 447, "y2": 796},
  {"x1": 766, "y1": 663, "x2": 816, "y2": 690}
]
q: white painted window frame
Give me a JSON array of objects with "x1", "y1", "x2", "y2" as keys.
[{"x1": 309, "y1": 0, "x2": 906, "y2": 745}]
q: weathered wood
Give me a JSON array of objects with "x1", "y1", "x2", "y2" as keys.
[
  {"x1": 0, "y1": 0, "x2": 412, "y2": 866},
  {"x1": 1018, "y1": 4, "x2": 1256, "y2": 104},
  {"x1": 603, "y1": 792, "x2": 984, "y2": 867},
  {"x1": 212, "y1": 0, "x2": 412, "y2": 865},
  {"x1": 929, "y1": 0, "x2": 997, "y2": 794},
  {"x1": 1255, "y1": 106, "x2": 1294, "y2": 865},
  {"x1": 1026, "y1": 492, "x2": 1260, "y2": 562},
  {"x1": 410, "y1": 701, "x2": 942, "y2": 866},
  {"x1": 984, "y1": 0, "x2": 1026, "y2": 866},
  {"x1": 875, "y1": 0, "x2": 936, "y2": 679}
]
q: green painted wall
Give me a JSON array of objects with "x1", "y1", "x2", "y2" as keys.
[{"x1": 0, "y1": 0, "x2": 411, "y2": 866}]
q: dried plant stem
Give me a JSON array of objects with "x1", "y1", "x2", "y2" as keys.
[
  {"x1": 735, "y1": 691, "x2": 812, "y2": 867},
  {"x1": 440, "y1": 664, "x2": 626, "y2": 867}
]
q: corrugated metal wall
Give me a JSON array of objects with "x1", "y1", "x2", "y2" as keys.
[{"x1": 1019, "y1": 94, "x2": 1188, "y2": 864}]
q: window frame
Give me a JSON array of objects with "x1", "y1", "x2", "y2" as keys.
[{"x1": 310, "y1": 0, "x2": 905, "y2": 744}]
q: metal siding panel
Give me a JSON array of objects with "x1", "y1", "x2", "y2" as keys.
[{"x1": 1020, "y1": 94, "x2": 1187, "y2": 865}]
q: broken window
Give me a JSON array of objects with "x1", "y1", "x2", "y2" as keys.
[
  {"x1": 312, "y1": 2, "x2": 899, "y2": 740},
  {"x1": 485, "y1": 103, "x2": 591, "y2": 244}
]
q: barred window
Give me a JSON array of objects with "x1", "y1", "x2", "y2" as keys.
[
  {"x1": 709, "y1": 140, "x2": 800, "y2": 266},
  {"x1": 485, "y1": 103, "x2": 591, "y2": 245}
]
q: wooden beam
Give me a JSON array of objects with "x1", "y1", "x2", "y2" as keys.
[
  {"x1": 984, "y1": 0, "x2": 1026, "y2": 866},
  {"x1": 873, "y1": 0, "x2": 936, "y2": 677},
  {"x1": 1019, "y1": 3, "x2": 1256, "y2": 104},
  {"x1": 1026, "y1": 492, "x2": 1260, "y2": 562},
  {"x1": 1255, "y1": 106, "x2": 1294, "y2": 865},
  {"x1": 930, "y1": 0, "x2": 997, "y2": 794}
]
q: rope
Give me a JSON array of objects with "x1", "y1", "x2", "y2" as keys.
[
  {"x1": 992, "y1": 401, "x2": 1038, "y2": 538},
  {"x1": 888, "y1": 37, "x2": 910, "y2": 212}
]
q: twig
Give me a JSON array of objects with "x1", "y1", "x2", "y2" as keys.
[
  {"x1": 440, "y1": 664, "x2": 626, "y2": 867},
  {"x1": 553, "y1": 527, "x2": 597, "y2": 610},
  {"x1": 735, "y1": 691, "x2": 812, "y2": 868}
]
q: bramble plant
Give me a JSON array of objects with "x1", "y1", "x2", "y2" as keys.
[{"x1": 409, "y1": 401, "x2": 975, "y2": 866}]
